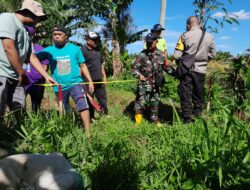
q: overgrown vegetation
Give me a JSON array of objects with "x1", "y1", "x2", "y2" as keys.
[
  {"x1": 0, "y1": 1, "x2": 249, "y2": 189},
  {"x1": 1, "y1": 54, "x2": 250, "y2": 189},
  {"x1": 193, "y1": 0, "x2": 239, "y2": 32}
]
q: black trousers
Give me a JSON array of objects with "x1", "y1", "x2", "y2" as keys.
[
  {"x1": 178, "y1": 72, "x2": 206, "y2": 119},
  {"x1": 86, "y1": 81, "x2": 108, "y2": 119},
  {"x1": 26, "y1": 85, "x2": 45, "y2": 112}
]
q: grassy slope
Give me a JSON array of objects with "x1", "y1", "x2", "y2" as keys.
[
  {"x1": 1, "y1": 86, "x2": 249, "y2": 189},
  {"x1": 2, "y1": 88, "x2": 244, "y2": 189}
]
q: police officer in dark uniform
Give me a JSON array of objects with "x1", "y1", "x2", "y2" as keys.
[{"x1": 132, "y1": 33, "x2": 168, "y2": 125}]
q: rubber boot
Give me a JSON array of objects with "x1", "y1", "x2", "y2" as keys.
[
  {"x1": 156, "y1": 122, "x2": 162, "y2": 128},
  {"x1": 135, "y1": 114, "x2": 142, "y2": 125},
  {"x1": 154, "y1": 120, "x2": 162, "y2": 128}
]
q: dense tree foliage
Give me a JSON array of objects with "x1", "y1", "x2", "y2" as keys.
[
  {"x1": 0, "y1": 0, "x2": 22, "y2": 12},
  {"x1": 0, "y1": 0, "x2": 242, "y2": 77},
  {"x1": 92, "y1": 0, "x2": 147, "y2": 77},
  {"x1": 193, "y1": 0, "x2": 239, "y2": 32},
  {"x1": 0, "y1": 0, "x2": 145, "y2": 77},
  {"x1": 36, "y1": 0, "x2": 98, "y2": 45},
  {"x1": 215, "y1": 51, "x2": 233, "y2": 61}
]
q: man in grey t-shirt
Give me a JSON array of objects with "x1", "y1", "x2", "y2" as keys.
[
  {"x1": 174, "y1": 16, "x2": 216, "y2": 123},
  {"x1": 0, "y1": 0, "x2": 56, "y2": 117}
]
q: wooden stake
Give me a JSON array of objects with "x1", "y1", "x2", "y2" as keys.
[{"x1": 58, "y1": 85, "x2": 63, "y2": 115}]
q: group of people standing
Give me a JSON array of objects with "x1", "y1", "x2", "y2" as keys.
[
  {"x1": 132, "y1": 17, "x2": 216, "y2": 125},
  {"x1": 0, "y1": 0, "x2": 216, "y2": 133},
  {"x1": 0, "y1": 0, "x2": 108, "y2": 134}
]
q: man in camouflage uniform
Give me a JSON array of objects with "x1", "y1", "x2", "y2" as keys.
[{"x1": 132, "y1": 33, "x2": 168, "y2": 125}]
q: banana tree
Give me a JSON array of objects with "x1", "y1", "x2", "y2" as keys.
[
  {"x1": 94, "y1": 0, "x2": 147, "y2": 77},
  {"x1": 94, "y1": 0, "x2": 132, "y2": 77},
  {"x1": 0, "y1": 0, "x2": 97, "y2": 45},
  {"x1": 0, "y1": 0, "x2": 22, "y2": 12},
  {"x1": 35, "y1": 0, "x2": 97, "y2": 45},
  {"x1": 102, "y1": 7, "x2": 147, "y2": 54}
]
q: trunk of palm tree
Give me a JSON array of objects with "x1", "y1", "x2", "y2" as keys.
[
  {"x1": 110, "y1": 12, "x2": 123, "y2": 78},
  {"x1": 112, "y1": 39, "x2": 122, "y2": 77},
  {"x1": 160, "y1": 0, "x2": 166, "y2": 37},
  {"x1": 199, "y1": 0, "x2": 206, "y2": 27}
]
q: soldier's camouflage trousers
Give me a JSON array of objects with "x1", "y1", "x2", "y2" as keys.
[{"x1": 134, "y1": 88, "x2": 160, "y2": 123}]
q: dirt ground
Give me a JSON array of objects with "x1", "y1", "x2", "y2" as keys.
[{"x1": 26, "y1": 88, "x2": 59, "y2": 111}]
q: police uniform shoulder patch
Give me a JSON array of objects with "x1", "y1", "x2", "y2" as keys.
[{"x1": 175, "y1": 34, "x2": 184, "y2": 51}]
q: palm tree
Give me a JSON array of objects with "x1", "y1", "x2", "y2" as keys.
[
  {"x1": 95, "y1": 0, "x2": 146, "y2": 77},
  {"x1": 102, "y1": 7, "x2": 147, "y2": 55},
  {"x1": 160, "y1": 0, "x2": 166, "y2": 37},
  {"x1": 193, "y1": 0, "x2": 239, "y2": 32}
]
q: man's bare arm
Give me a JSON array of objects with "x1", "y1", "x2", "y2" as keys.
[
  {"x1": 2, "y1": 38, "x2": 25, "y2": 78},
  {"x1": 80, "y1": 64, "x2": 94, "y2": 93},
  {"x1": 29, "y1": 53, "x2": 56, "y2": 85},
  {"x1": 101, "y1": 64, "x2": 107, "y2": 83}
]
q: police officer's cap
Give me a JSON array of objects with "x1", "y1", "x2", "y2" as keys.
[
  {"x1": 85, "y1": 31, "x2": 101, "y2": 41},
  {"x1": 145, "y1": 33, "x2": 158, "y2": 43},
  {"x1": 151, "y1": 24, "x2": 165, "y2": 32}
]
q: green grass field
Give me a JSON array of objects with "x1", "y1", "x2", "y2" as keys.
[{"x1": 0, "y1": 81, "x2": 249, "y2": 189}]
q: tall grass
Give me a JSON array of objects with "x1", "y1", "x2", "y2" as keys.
[
  {"x1": 1, "y1": 55, "x2": 250, "y2": 189},
  {"x1": 6, "y1": 87, "x2": 248, "y2": 190}
]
